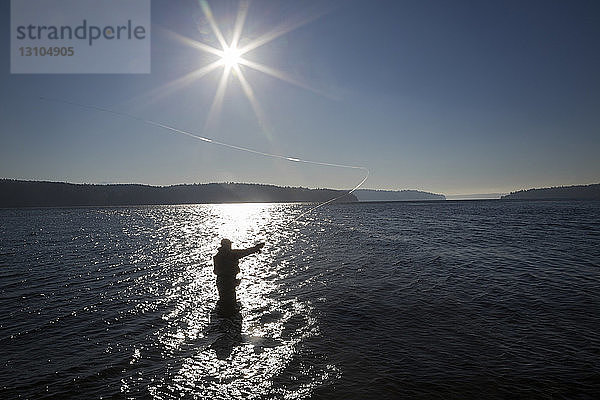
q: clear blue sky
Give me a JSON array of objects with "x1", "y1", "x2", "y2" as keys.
[{"x1": 1, "y1": 0, "x2": 599, "y2": 195}]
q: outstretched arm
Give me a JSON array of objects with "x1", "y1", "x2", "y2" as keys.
[{"x1": 232, "y1": 243, "x2": 265, "y2": 259}]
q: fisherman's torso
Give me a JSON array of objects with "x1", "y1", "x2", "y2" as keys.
[{"x1": 213, "y1": 250, "x2": 240, "y2": 281}]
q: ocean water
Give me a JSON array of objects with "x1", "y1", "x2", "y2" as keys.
[{"x1": 1, "y1": 200, "x2": 599, "y2": 399}]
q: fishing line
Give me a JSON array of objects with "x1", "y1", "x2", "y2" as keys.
[{"x1": 40, "y1": 97, "x2": 369, "y2": 220}]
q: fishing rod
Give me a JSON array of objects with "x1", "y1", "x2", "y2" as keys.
[{"x1": 39, "y1": 97, "x2": 369, "y2": 220}]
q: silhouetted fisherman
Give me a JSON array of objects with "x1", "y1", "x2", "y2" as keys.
[{"x1": 214, "y1": 238, "x2": 264, "y2": 315}]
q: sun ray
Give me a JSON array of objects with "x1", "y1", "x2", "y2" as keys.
[
  {"x1": 204, "y1": 66, "x2": 233, "y2": 131},
  {"x1": 237, "y1": 5, "x2": 333, "y2": 55},
  {"x1": 126, "y1": 60, "x2": 223, "y2": 109},
  {"x1": 230, "y1": 0, "x2": 250, "y2": 49},
  {"x1": 147, "y1": 61, "x2": 222, "y2": 98},
  {"x1": 199, "y1": 0, "x2": 229, "y2": 50},
  {"x1": 233, "y1": 65, "x2": 269, "y2": 133}
]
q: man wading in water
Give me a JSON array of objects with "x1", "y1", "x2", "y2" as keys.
[{"x1": 214, "y1": 239, "x2": 264, "y2": 315}]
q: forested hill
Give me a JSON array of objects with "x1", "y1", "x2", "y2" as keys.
[
  {"x1": 354, "y1": 189, "x2": 445, "y2": 201},
  {"x1": 501, "y1": 183, "x2": 600, "y2": 200},
  {"x1": 0, "y1": 180, "x2": 357, "y2": 208}
]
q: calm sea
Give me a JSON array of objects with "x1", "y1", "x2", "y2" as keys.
[{"x1": 1, "y1": 200, "x2": 599, "y2": 399}]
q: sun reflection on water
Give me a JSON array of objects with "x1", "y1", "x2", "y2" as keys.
[
  {"x1": 211, "y1": 203, "x2": 273, "y2": 247},
  {"x1": 118, "y1": 203, "x2": 335, "y2": 399}
]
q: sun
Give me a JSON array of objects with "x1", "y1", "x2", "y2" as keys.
[
  {"x1": 221, "y1": 46, "x2": 241, "y2": 69},
  {"x1": 158, "y1": 0, "x2": 331, "y2": 131}
]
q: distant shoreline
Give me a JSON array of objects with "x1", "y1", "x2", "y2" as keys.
[
  {"x1": 2, "y1": 179, "x2": 598, "y2": 208},
  {"x1": 501, "y1": 183, "x2": 600, "y2": 200}
]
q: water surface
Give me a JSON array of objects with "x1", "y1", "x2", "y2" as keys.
[{"x1": 1, "y1": 200, "x2": 599, "y2": 399}]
